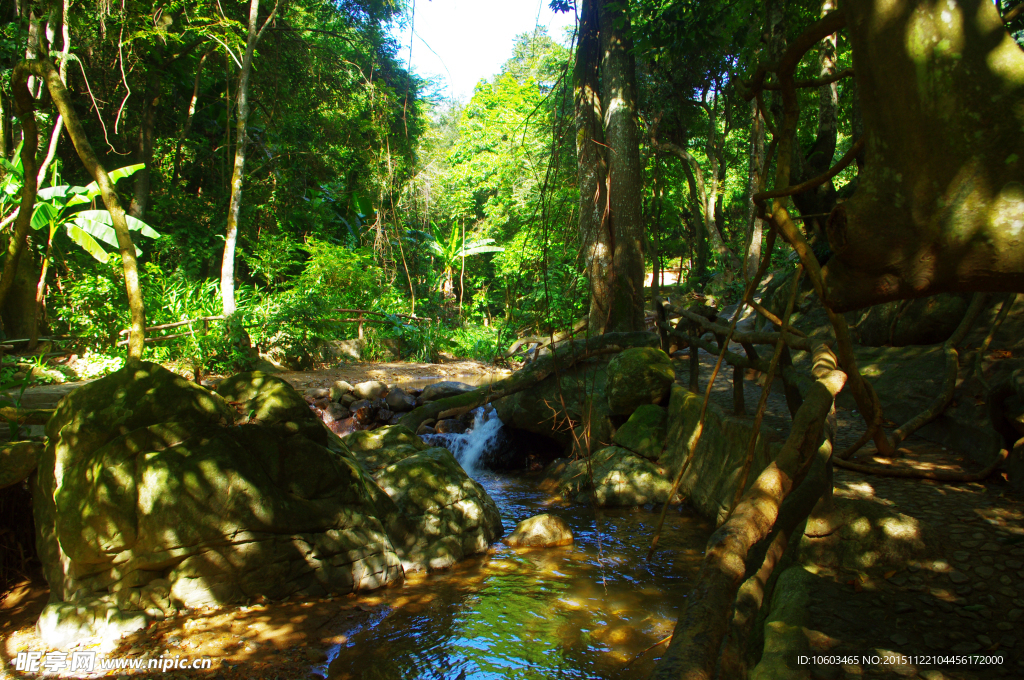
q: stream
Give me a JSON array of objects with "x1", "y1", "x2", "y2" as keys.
[{"x1": 321, "y1": 411, "x2": 713, "y2": 680}]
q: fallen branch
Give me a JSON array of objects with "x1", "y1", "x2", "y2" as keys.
[
  {"x1": 888, "y1": 293, "x2": 987, "y2": 447},
  {"x1": 505, "y1": 318, "x2": 588, "y2": 358},
  {"x1": 663, "y1": 305, "x2": 813, "y2": 352},
  {"x1": 398, "y1": 331, "x2": 658, "y2": 431},
  {"x1": 652, "y1": 346, "x2": 847, "y2": 680},
  {"x1": 834, "y1": 445, "x2": 1011, "y2": 482}
]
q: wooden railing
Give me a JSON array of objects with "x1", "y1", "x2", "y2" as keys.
[
  {"x1": 328, "y1": 309, "x2": 433, "y2": 339},
  {"x1": 117, "y1": 315, "x2": 225, "y2": 347}
]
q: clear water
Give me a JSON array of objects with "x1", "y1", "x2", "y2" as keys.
[{"x1": 323, "y1": 467, "x2": 711, "y2": 679}]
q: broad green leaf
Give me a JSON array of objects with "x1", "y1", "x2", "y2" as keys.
[
  {"x1": 65, "y1": 224, "x2": 109, "y2": 263},
  {"x1": 31, "y1": 202, "x2": 60, "y2": 230},
  {"x1": 73, "y1": 210, "x2": 162, "y2": 239},
  {"x1": 36, "y1": 185, "x2": 73, "y2": 202},
  {"x1": 77, "y1": 164, "x2": 145, "y2": 201}
]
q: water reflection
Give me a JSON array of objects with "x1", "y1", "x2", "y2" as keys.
[{"x1": 324, "y1": 473, "x2": 710, "y2": 680}]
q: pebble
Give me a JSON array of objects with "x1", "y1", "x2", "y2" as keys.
[
  {"x1": 1000, "y1": 587, "x2": 1018, "y2": 597},
  {"x1": 923, "y1": 633, "x2": 944, "y2": 649},
  {"x1": 1000, "y1": 575, "x2": 1013, "y2": 586},
  {"x1": 949, "y1": 571, "x2": 969, "y2": 584},
  {"x1": 889, "y1": 633, "x2": 908, "y2": 645},
  {"x1": 1000, "y1": 635, "x2": 1016, "y2": 648},
  {"x1": 952, "y1": 551, "x2": 970, "y2": 562},
  {"x1": 998, "y1": 622, "x2": 1014, "y2": 631},
  {"x1": 975, "y1": 566, "x2": 994, "y2": 578},
  {"x1": 977, "y1": 634, "x2": 993, "y2": 646},
  {"x1": 951, "y1": 642, "x2": 982, "y2": 653},
  {"x1": 1007, "y1": 560, "x2": 1023, "y2": 569},
  {"x1": 1009, "y1": 609, "x2": 1023, "y2": 621}
]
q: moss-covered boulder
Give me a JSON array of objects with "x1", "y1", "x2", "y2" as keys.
[
  {"x1": 547, "y1": 446, "x2": 677, "y2": 507},
  {"x1": 0, "y1": 441, "x2": 44, "y2": 489},
  {"x1": 342, "y1": 425, "x2": 429, "y2": 472},
  {"x1": 605, "y1": 347, "x2": 674, "y2": 416},
  {"x1": 611, "y1": 404, "x2": 668, "y2": 460},
  {"x1": 494, "y1": 362, "x2": 614, "y2": 455},
  {"x1": 33, "y1": 363, "x2": 404, "y2": 647},
  {"x1": 374, "y1": 447, "x2": 502, "y2": 572}
]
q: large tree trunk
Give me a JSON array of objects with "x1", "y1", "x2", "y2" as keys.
[
  {"x1": 824, "y1": 0, "x2": 1024, "y2": 310},
  {"x1": 599, "y1": 0, "x2": 646, "y2": 333},
  {"x1": 16, "y1": 59, "x2": 147, "y2": 361},
  {"x1": 573, "y1": 0, "x2": 612, "y2": 334},
  {"x1": 220, "y1": 0, "x2": 278, "y2": 318}
]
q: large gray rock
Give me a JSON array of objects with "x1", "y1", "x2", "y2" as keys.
[
  {"x1": 606, "y1": 347, "x2": 675, "y2": 416},
  {"x1": 385, "y1": 386, "x2": 417, "y2": 412},
  {"x1": 420, "y1": 381, "x2": 475, "y2": 402},
  {"x1": 353, "y1": 380, "x2": 387, "y2": 400},
  {"x1": 375, "y1": 447, "x2": 503, "y2": 572},
  {"x1": 343, "y1": 425, "x2": 503, "y2": 572},
  {"x1": 30, "y1": 365, "x2": 410, "y2": 647}
]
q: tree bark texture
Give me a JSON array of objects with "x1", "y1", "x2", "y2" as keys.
[
  {"x1": 129, "y1": 70, "x2": 162, "y2": 219},
  {"x1": 599, "y1": 0, "x2": 645, "y2": 333},
  {"x1": 824, "y1": 0, "x2": 1024, "y2": 311},
  {"x1": 574, "y1": 0, "x2": 612, "y2": 334},
  {"x1": 745, "y1": 99, "x2": 765, "y2": 279},
  {"x1": 221, "y1": 0, "x2": 259, "y2": 317},
  {"x1": 0, "y1": 79, "x2": 40, "y2": 320},
  {"x1": 15, "y1": 59, "x2": 146, "y2": 360}
]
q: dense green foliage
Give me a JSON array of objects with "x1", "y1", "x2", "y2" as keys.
[{"x1": 1, "y1": 0, "x2": 1021, "y2": 380}]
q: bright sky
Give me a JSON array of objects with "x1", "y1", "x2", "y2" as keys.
[{"x1": 393, "y1": 0, "x2": 578, "y2": 102}]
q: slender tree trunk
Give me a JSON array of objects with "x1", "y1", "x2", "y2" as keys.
[
  {"x1": 15, "y1": 59, "x2": 146, "y2": 360},
  {"x1": 220, "y1": 0, "x2": 279, "y2": 317},
  {"x1": 0, "y1": 91, "x2": 10, "y2": 160},
  {"x1": 0, "y1": 79, "x2": 40, "y2": 320},
  {"x1": 28, "y1": 227, "x2": 54, "y2": 350},
  {"x1": 173, "y1": 49, "x2": 211, "y2": 185},
  {"x1": 745, "y1": 98, "x2": 765, "y2": 279},
  {"x1": 599, "y1": 0, "x2": 645, "y2": 333},
  {"x1": 129, "y1": 70, "x2": 161, "y2": 218},
  {"x1": 573, "y1": 0, "x2": 612, "y2": 334}
]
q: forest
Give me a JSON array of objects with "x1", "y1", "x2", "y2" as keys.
[{"x1": 2, "y1": 0, "x2": 1024, "y2": 678}]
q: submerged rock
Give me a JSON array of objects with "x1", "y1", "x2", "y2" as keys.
[
  {"x1": 547, "y1": 446, "x2": 677, "y2": 507},
  {"x1": 605, "y1": 347, "x2": 675, "y2": 416},
  {"x1": 504, "y1": 513, "x2": 573, "y2": 548}
]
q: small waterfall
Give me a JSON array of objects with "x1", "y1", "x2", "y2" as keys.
[{"x1": 423, "y1": 406, "x2": 506, "y2": 475}]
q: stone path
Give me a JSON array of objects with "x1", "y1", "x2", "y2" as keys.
[{"x1": 682, "y1": 345, "x2": 1024, "y2": 679}]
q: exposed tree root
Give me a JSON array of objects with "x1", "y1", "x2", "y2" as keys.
[
  {"x1": 652, "y1": 346, "x2": 847, "y2": 680},
  {"x1": 833, "y1": 444, "x2": 1012, "y2": 482},
  {"x1": 729, "y1": 266, "x2": 804, "y2": 514}
]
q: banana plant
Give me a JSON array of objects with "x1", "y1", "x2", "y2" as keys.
[
  {"x1": 407, "y1": 225, "x2": 504, "y2": 298},
  {"x1": 29, "y1": 164, "x2": 161, "y2": 263}
]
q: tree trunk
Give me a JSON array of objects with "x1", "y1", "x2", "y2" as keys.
[
  {"x1": 220, "y1": 0, "x2": 279, "y2": 318},
  {"x1": 16, "y1": 59, "x2": 146, "y2": 361},
  {"x1": 0, "y1": 79, "x2": 40, "y2": 320},
  {"x1": 745, "y1": 98, "x2": 765, "y2": 279},
  {"x1": 824, "y1": 0, "x2": 1024, "y2": 310},
  {"x1": 173, "y1": 49, "x2": 211, "y2": 185},
  {"x1": 599, "y1": 0, "x2": 645, "y2": 333},
  {"x1": 129, "y1": 70, "x2": 162, "y2": 219},
  {"x1": 573, "y1": 0, "x2": 612, "y2": 334}
]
